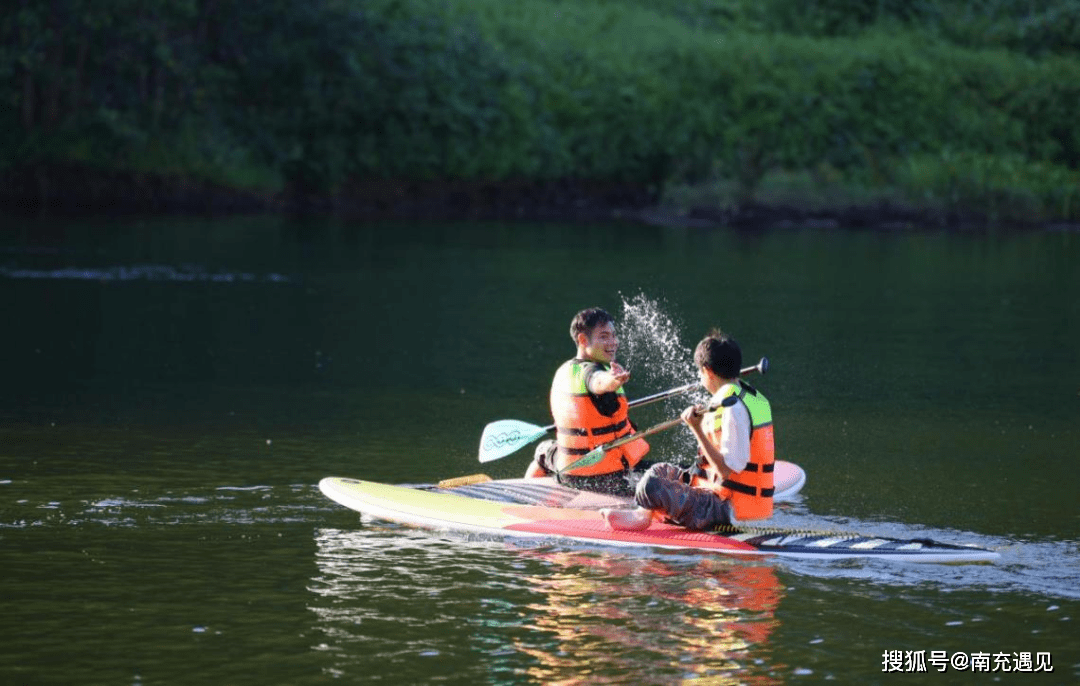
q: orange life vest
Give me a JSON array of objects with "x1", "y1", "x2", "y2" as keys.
[
  {"x1": 691, "y1": 381, "x2": 775, "y2": 520},
  {"x1": 549, "y1": 358, "x2": 649, "y2": 476}
]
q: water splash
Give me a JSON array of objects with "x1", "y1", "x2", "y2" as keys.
[
  {"x1": 617, "y1": 292, "x2": 706, "y2": 463},
  {"x1": 617, "y1": 292, "x2": 695, "y2": 391}
]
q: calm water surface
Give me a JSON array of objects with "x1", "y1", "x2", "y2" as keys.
[{"x1": 1, "y1": 217, "x2": 1078, "y2": 684}]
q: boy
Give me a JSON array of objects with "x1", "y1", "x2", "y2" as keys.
[{"x1": 604, "y1": 330, "x2": 774, "y2": 530}]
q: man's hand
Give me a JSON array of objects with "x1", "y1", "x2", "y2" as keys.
[
  {"x1": 588, "y1": 362, "x2": 630, "y2": 394},
  {"x1": 608, "y1": 362, "x2": 631, "y2": 388}
]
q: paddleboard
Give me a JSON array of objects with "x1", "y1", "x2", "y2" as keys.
[
  {"x1": 319, "y1": 463, "x2": 999, "y2": 563},
  {"x1": 424, "y1": 459, "x2": 806, "y2": 508}
]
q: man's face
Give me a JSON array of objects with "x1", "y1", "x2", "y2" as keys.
[{"x1": 581, "y1": 321, "x2": 618, "y2": 364}]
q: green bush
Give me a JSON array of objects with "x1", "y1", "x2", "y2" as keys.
[
  {"x1": 3, "y1": 0, "x2": 1078, "y2": 222},
  {"x1": 896, "y1": 151, "x2": 1080, "y2": 223}
]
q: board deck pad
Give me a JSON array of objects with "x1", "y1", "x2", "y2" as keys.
[
  {"x1": 426, "y1": 460, "x2": 807, "y2": 508},
  {"x1": 319, "y1": 463, "x2": 998, "y2": 563}
]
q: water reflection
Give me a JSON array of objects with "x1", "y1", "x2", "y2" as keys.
[
  {"x1": 509, "y1": 547, "x2": 784, "y2": 685},
  {"x1": 310, "y1": 526, "x2": 785, "y2": 684},
  {"x1": 312, "y1": 527, "x2": 533, "y2": 684}
]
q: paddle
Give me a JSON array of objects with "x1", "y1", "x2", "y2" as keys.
[
  {"x1": 556, "y1": 413, "x2": 690, "y2": 475},
  {"x1": 478, "y1": 357, "x2": 768, "y2": 463}
]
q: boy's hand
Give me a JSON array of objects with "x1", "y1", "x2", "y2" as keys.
[{"x1": 681, "y1": 404, "x2": 705, "y2": 431}]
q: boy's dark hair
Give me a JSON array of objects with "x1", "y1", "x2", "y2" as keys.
[
  {"x1": 570, "y1": 307, "x2": 615, "y2": 342},
  {"x1": 694, "y1": 329, "x2": 742, "y2": 379}
]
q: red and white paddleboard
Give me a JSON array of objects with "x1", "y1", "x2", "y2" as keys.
[{"x1": 318, "y1": 461, "x2": 998, "y2": 563}]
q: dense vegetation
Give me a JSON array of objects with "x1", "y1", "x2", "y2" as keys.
[{"x1": 4, "y1": 0, "x2": 1079, "y2": 224}]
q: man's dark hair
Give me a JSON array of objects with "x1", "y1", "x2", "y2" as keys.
[
  {"x1": 693, "y1": 329, "x2": 742, "y2": 379},
  {"x1": 570, "y1": 307, "x2": 615, "y2": 342}
]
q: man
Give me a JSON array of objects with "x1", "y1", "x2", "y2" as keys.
[
  {"x1": 523, "y1": 307, "x2": 649, "y2": 496},
  {"x1": 603, "y1": 330, "x2": 774, "y2": 531}
]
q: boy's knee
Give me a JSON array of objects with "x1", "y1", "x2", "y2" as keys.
[
  {"x1": 634, "y1": 473, "x2": 656, "y2": 508},
  {"x1": 635, "y1": 467, "x2": 672, "y2": 509}
]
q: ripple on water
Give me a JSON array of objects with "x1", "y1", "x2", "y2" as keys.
[
  {"x1": 0, "y1": 264, "x2": 292, "y2": 283},
  {"x1": 763, "y1": 510, "x2": 1080, "y2": 601},
  {"x1": 2, "y1": 483, "x2": 335, "y2": 529}
]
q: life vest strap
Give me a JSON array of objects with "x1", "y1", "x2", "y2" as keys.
[
  {"x1": 721, "y1": 479, "x2": 775, "y2": 498},
  {"x1": 590, "y1": 419, "x2": 627, "y2": 436},
  {"x1": 742, "y1": 461, "x2": 775, "y2": 473},
  {"x1": 556, "y1": 419, "x2": 627, "y2": 437},
  {"x1": 557, "y1": 446, "x2": 591, "y2": 456}
]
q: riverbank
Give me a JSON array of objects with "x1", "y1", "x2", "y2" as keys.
[
  {"x1": 4, "y1": 164, "x2": 1077, "y2": 232},
  {"x1": 7, "y1": 2, "x2": 1079, "y2": 234},
  {"x1": 7, "y1": 1, "x2": 1079, "y2": 236}
]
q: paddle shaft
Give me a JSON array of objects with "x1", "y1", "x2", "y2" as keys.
[
  {"x1": 558, "y1": 397, "x2": 726, "y2": 474},
  {"x1": 534, "y1": 357, "x2": 767, "y2": 433},
  {"x1": 476, "y1": 357, "x2": 768, "y2": 463},
  {"x1": 555, "y1": 358, "x2": 770, "y2": 473},
  {"x1": 593, "y1": 414, "x2": 686, "y2": 452}
]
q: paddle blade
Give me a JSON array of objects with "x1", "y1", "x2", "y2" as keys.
[
  {"x1": 478, "y1": 420, "x2": 550, "y2": 463},
  {"x1": 559, "y1": 446, "x2": 606, "y2": 474}
]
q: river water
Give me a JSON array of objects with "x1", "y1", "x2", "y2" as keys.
[{"x1": 1, "y1": 217, "x2": 1078, "y2": 684}]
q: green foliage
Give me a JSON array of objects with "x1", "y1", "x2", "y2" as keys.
[
  {"x1": 213, "y1": 0, "x2": 546, "y2": 187},
  {"x1": 897, "y1": 151, "x2": 1080, "y2": 223},
  {"x1": 3, "y1": 0, "x2": 1079, "y2": 222},
  {"x1": 738, "y1": 0, "x2": 1080, "y2": 56},
  {"x1": 1, "y1": 0, "x2": 246, "y2": 170},
  {"x1": 931, "y1": 0, "x2": 1080, "y2": 57},
  {"x1": 759, "y1": 0, "x2": 941, "y2": 36},
  {"x1": 570, "y1": 0, "x2": 1080, "y2": 57}
]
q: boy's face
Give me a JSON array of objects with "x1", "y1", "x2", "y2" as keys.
[
  {"x1": 698, "y1": 364, "x2": 722, "y2": 394},
  {"x1": 580, "y1": 321, "x2": 618, "y2": 364}
]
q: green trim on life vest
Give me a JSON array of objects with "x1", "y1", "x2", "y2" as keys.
[
  {"x1": 718, "y1": 381, "x2": 772, "y2": 428},
  {"x1": 562, "y1": 360, "x2": 626, "y2": 396}
]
